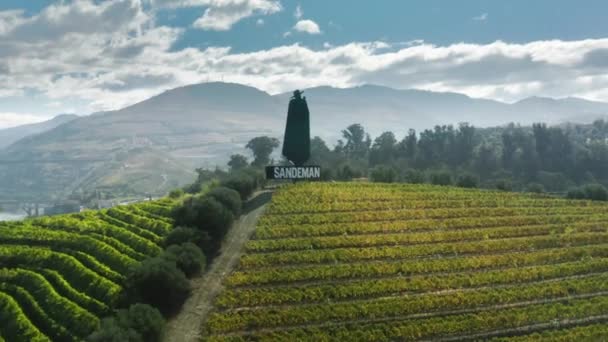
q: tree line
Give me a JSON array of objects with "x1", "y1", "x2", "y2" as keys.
[{"x1": 231, "y1": 119, "x2": 608, "y2": 199}]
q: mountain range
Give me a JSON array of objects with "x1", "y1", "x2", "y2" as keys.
[{"x1": 1, "y1": 82, "x2": 607, "y2": 203}]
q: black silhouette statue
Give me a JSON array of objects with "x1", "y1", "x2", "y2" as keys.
[{"x1": 282, "y1": 90, "x2": 311, "y2": 166}]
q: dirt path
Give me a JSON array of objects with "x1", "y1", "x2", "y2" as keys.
[{"x1": 163, "y1": 192, "x2": 271, "y2": 342}]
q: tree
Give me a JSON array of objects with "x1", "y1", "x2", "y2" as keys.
[
  {"x1": 399, "y1": 129, "x2": 417, "y2": 160},
  {"x1": 370, "y1": 131, "x2": 397, "y2": 166},
  {"x1": 246, "y1": 136, "x2": 279, "y2": 167},
  {"x1": 227, "y1": 154, "x2": 248, "y2": 171},
  {"x1": 342, "y1": 124, "x2": 371, "y2": 159}
]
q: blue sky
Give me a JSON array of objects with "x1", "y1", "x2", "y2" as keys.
[{"x1": 1, "y1": 0, "x2": 608, "y2": 127}]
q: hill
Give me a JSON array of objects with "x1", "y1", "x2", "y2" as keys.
[
  {"x1": 2, "y1": 82, "x2": 608, "y2": 202},
  {"x1": 202, "y1": 182, "x2": 608, "y2": 341},
  {"x1": 0, "y1": 197, "x2": 178, "y2": 341},
  {"x1": 0, "y1": 114, "x2": 78, "y2": 149}
]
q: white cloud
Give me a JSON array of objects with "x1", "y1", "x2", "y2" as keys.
[
  {"x1": 0, "y1": 113, "x2": 51, "y2": 129},
  {"x1": 256, "y1": 18, "x2": 264, "y2": 26},
  {"x1": 473, "y1": 13, "x2": 488, "y2": 21},
  {"x1": 294, "y1": 4, "x2": 303, "y2": 19},
  {"x1": 3, "y1": 1, "x2": 608, "y2": 116},
  {"x1": 293, "y1": 19, "x2": 321, "y2": 34},
  {"x1": 151, "y1": 0, "x2": 281, "y2": 30}
]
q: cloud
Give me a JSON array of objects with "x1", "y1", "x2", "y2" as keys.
[
  {"x1": 256, "y1": 18, "x2": 264, "y2": 26},
  {"x1": 473, "y1": 13, "x2": 488, "y2": 21},
  {"x1": 3, "y1": 1, "x2": 608, "y2": 118},
  {"x1": 293, "y1": 19, "x2": 321, "y2": 34},
  {"x1": 0, "y1": 112, "x2": 51, "y2": 129},
  {"x1": 294, "y1": 4, "x2": 303, "y2": 19},
  {"x1": 151, "y1": 0, "x2": 282, "y2": 30}
]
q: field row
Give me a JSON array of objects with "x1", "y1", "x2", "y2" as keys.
[
  {"x1": 227, "y1": 243, "x2": 608, "y2": 287},
  {"x1": 0, "y1": 198, "x2": 177, "y2": 341},
  {"x1": 246, "y1": 221, "x2": 608, "y2": 252},
  {"x1": 239, "y1": 232, "x2": 608, "y2": 269},
  {"x1": 206, "y1": 296, "x2": 608, "y2": 341},
  {"x1": 207, "y1": 273, "x2": 608, "y2": 333},
  {"x1": 257, "y1": 206, "x2": 608, "y2": 227},
  {"x1": 254, "y1": 213, "x2": 608, "y2": 239}
]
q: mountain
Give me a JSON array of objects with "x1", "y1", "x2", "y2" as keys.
[
  {"x1": 0, "y1": 114, "x2": 78, "y2": 149},
  {"x1": 1, "y1": 82, "x2": 608, "y2": 202}
]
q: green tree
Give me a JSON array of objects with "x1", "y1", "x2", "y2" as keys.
[
  {"x1": 227, "y1": 154, "x2": 248, "y2": 171},
  {"x1": 246, "y1": 136, "x2": 280, "y2": 167},
  {"x1": 342, "y1": 124, "x2": 371, "y2": 159},
  {"x1": 370, "y1": 131, "x2": 397, "y2": 166}
]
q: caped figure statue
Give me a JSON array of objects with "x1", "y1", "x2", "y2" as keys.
[{"x1": 282, "y1": 90, "x2": 311, "y2": 166}]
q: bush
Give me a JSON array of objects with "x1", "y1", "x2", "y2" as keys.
[
  {"x1": 526, "y1": 183, "x2": 545, "y2": 194},
  {"x1": 430, "y1": 171, "x2": 452, "y2": 186},
  {"x1": 456, "y1": 174, "x2": 479, "y2": 188},
  {"x1": 123, "y1": 257, "x2": 190, "y2": 315},
  {"x1": 88, "y1": 304, "x2": 165, "y2": 342},
  {"x1": 163, "y1": 227, "x2": 200, "y2": 247},
  {"x1": 496, "y1": 179, "x2": 513, "y2": 191},
  {"x1": 163, "y1": 243, "x2": 206, "y2": 277},
  {"x1": 173, "y1": 196, "x2": 234, "y2": 239},
  {"x1": 222, "y1": 174, "x2": 256, "y2": 200},
  {"x1": 567, "y1": 187, "x2": 587, "y2": 199},
  {"x1": 583, "y1": 184, "x2": 608, "y2": 201},
  {"x1": 88, "y1": 317, "x2": 140, "y2": 342},
  {"x1": 403, "y1": 169, "x2": 425, "y2": 184},
  {"x1": 168, "y1": 189, "x2": 184, "y2": 199},
  {"x1": 370, "y1": 166, "x2": 398, "y2": 183},
  {"x1": 208, "y1": 187, "x2": 242, "y2": 217}
]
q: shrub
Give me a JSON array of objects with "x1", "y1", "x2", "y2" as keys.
[
  {"x1": 456, "y1": 174, "x2": 479, "y2": 188},
  {"x1": 168, "y1": 189, "x2": 184, "y2": 199},
  {"x1": 430, "y1": 171, "x2": 452, "y2": 186},
  {"x1": 173, "y1": 196, "x2": 234, "y2": 239},
  {"x1": 123, "y1": 257, "x2": 190, "y2": 315},
  {"x1": 567, "y1": 187, "x2": 587, "y2": 199},
  {"x1": 526, "y1": 183, "x2": 545, "y2": 194},
  {"x1": 403, "y1": 169, "x2": 425, "y2": 184},
  {"x1": 496, "y1": 179, "x2": 513, "y2": 191},
  {"x1": 163, "y1": 227, "x2": 200, "y2": 248},
  {"x1": 208, "y1": 187, "x2": 242, "y2": 217},
  {"x1": 88, "y1": 304, "x2": 165, "y2": 342},
  {"x1": 370, "y1": 166, "x2": 398, "y2": 183},
  {"x1": 583, "y1": 184, "x2": 608, "y2": 201},
  {"x1": 87, "y1": 317, "x2": 140, "y2": 342},
  {"x1": 163, "y1": 243, "x2": 206, "y2": 277},
  {"x1": 222, "y1": 174, "x2": 256, "y2": 200}
]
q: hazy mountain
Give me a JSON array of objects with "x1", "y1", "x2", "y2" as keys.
[
  {"x1": 0, "y1": 114, "x2": 78, "y2": 149},
  {"x1": 2, "y1": 82, "x2": 608, "y2": 202}
]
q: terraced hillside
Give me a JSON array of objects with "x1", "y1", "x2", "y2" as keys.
[
  {"x1": 203, "y1": 183, "x2": 608, "y2": 341},
  {"x1": 0, "y1": 198, "x2": 177, "y2": 341}
]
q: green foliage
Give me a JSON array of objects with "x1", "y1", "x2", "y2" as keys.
[
  {"x1": 495, "y1": 179, "x2": 513, "y2": 191},
  {"x1": 227, "y1": 154, "x2": 249, "y2": 172},
  {"x1": 208, "y1": 186, "x2": 242, "y2": 217},
  {"x1": 526, "y1": 183, "x2": 545, "y2": 193},
  {"x1": 123, "y1": 257, "x2": 190, "y2": 316},
  {"x1": 163, "y1": 243, "x2": 206, "y2": 277},
  {"x1": 429, "y1": 171, "x2": 452, "y2": 186},
  {"x1": 221, "y1": 173, "x2": 256, "y2": 200},
  {"x1": 456, "y1": 173, "x2": 479, "y2": 188},
  {"x1": 173, "y1": 195, "x2": 234, "y2": 240},
  {"x1": 369, "y1": 166, "x2": 398, "y2": 183},
  {"x1": 583, "y1": 184, "x2": 608, "y2": 201},
  {"x1": 403, "y1": 169, "x2": 425, "y2": 184},
  {"x1": 168, "y1": 189, "x2": 184, "y2": 199},
  {"x1": 246, "y1": 136, "x2": 280, "y2": 167},
  {"x1": 163, "y1": 226, "x2": 200, "y2": 247}
]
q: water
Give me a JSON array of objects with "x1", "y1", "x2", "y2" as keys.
[{"x1": 0, "y1": 212, "x2": 26, "y2": 221}]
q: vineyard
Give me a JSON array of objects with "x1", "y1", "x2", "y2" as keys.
[
  {"x1": 203, "y1": 183, "x2": 608, "y2": 341},
  {"x1": 0, "y1": 198, "x2": 177, "y2": 342}
]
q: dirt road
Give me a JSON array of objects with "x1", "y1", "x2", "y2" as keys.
[{"x1": 163, "y1": 192, "x2": 270, "y2": 342}]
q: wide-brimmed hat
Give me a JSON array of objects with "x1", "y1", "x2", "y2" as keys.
[{"x1": 293, "y1": 89, "x2": 304, "y2": 97}]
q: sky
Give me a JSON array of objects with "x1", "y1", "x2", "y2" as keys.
[{"x1": 1, "y1": 0, "x2": 608, "y2": 128}]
